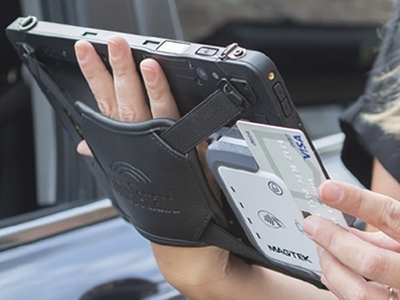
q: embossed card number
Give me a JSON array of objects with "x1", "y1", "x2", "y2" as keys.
[{"x1": 236, "y1": 120, "x2": 348, "y2": 229}]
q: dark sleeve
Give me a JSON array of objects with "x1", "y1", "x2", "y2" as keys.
[
  {"x1": 340, "y1": 99, "x2": 400, "y2": 188},
  {"x1": 340, "y1": 0, "x2": 400, "y2": 188}
]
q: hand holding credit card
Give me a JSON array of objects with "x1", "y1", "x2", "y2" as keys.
[{"x1": 210, "y1": 120, "x2": 349, "y2": 276}]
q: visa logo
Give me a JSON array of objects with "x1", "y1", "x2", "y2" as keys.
[
  {"x1": 245, "y1": 130, "x2": 256, "y2": 146},
  {"x1": 293, "y1": 135, "x2": 311, "y2": 159}
]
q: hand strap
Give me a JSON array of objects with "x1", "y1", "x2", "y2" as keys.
[
  {"x1": 76, "y1": 102, "x2": 323, "y2": 288},
  {"x1": 161, "y1": 81, "x2": 250, "y2": 153},
  {"x1": 20, "y1": 44, "x2": 324, "y2": 288}
]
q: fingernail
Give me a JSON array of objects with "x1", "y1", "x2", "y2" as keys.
[
  {"x1": 141, "y1": 67, "x2": 157, "y2": 83},
  {"x1": 318, "y1": 181, "x2": 343, "y2": 204},
  {"x1": 75, "y1": 43, "x2": 87, "y2": 61},
  {"x1": 303, "y1": 216, "x2": 319, "y2": 238},
  {"x1": 108, "y1": 39, "x2": 122, "y2": 58},
  {"x1": 321, "y1": 275, "x2": 333, "y2": 291}
]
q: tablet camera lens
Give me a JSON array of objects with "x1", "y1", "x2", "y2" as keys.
[{"x1": 196, "y1": 67, "x2": 209, "y2": 81}]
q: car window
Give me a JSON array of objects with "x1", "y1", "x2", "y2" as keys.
[{"x1": 176, "y1": 0, "x2": 393, "y2": 42}]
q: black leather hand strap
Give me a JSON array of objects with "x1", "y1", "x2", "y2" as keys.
[
  {"x1": 76, "y1": 102, "x2": 229, "y2": 243},
  {"x1": 75, "y1": 102, "x2": 323, "y2": 288}
]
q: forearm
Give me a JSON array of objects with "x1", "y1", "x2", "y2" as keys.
[
  {"x1": 216, "y1": 260, "x2": 335, "y2": 300},
  {"x1": 152, "y1": 243, "x2": 335, "y2": 300},
  {"x1": 371, "y1": 157, "x2": 400, "y2": 200},
  {"x1": 368, "y1": 157, "x2": 400, "y2": 232}
]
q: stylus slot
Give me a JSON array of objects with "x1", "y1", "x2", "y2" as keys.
[{"x1": 82, "y1": 31, "x2": 98, "y2": 36}]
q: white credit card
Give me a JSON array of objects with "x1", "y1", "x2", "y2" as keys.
[{"x1": 236, "y1": 120, "x2": 348, "y2": 229}]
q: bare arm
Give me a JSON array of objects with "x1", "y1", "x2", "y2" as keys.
[
  {"x1": 371, "y1": 157, "x2": 400, "y2": 201},
  {"x1": 152, "y1": 244, "x2": 334, "y2": 299},
  {"x1": 366, "y1": 157, "x2": 400, "y2": 232}
]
